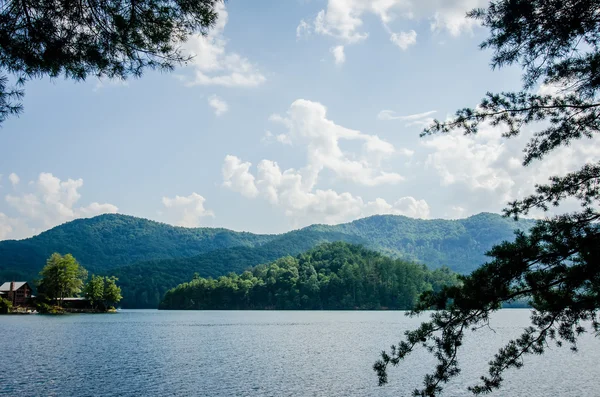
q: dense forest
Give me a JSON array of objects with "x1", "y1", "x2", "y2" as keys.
[
  {"x1": 0, "y1": 212, "x2": 533, "y2": 308},
  {"x1": 159, "y1": 242, "x2": 459, "y2": 310},
  {"x1": 110, "y1": 229, "x2": 364, "y2": 308}
]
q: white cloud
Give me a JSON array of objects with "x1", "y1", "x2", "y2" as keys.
[
  {"x1": 420, "y1": 122, "x2": 600, "y2": 216},
  {"x1": 378, "y1": 109, "x2": 437, "y2": 121},
  {"x1": 2, "y1": 172, "x2": 118, "y2": 240},
  {"x1": 430, "y1": 0, "x2": 483, "y2": 37},
  {"x1": 162, "y1": 193, "x2": 215, "y2": 227},
  {"x1": 182, "y1": 3, "x2": 266, "y2": 87},
  {"x1": 208, "y1": 95, "x2": 229, "y2": 116},
  {"x1": 299, "y1": 0, "x2": 486, "y2": 57},
  {"x1": 222, "y1": 99, "x2": 427, "y2": 226},
  {"x1": 223, "y1": 156, "x2": 428, "y2": 226},
  {"x1": 222, "y1": 155, "x2": 260, "y2": 198},
  {"x1": 0, "y1": 213, "x2": 16, "y2": 240},
  {"x1": 297, "y1": 19, "x2": 311, "y2": 38},
  {"x1": 267, "y1": 99, "x2": 404, "y2": 186},
  {"x1": 365, "y1": 197, "x2": 430, "y2": 219},
  {"x1": 330, "y1": 45, "x2": 346, "y2": 65},
  {"x1": 263, "y1": 130, "x2": 293, "y2": 145},
  {"x1": 390, "y1": 30, "x2": 417, "y2": 50},
  {"x1": 8, "y1": 173, "x2": 19, "y2": 186}
]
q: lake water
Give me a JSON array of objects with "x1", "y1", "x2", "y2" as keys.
[{"x1": 1, "y1": 310, "x2": 599, "y2": 396}]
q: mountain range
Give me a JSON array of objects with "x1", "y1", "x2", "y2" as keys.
[{"x1": 0, "y1": 212, "x2": 535, "y2": 308}]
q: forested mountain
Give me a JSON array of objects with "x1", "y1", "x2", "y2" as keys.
[
  {"x1": 310, "y1": 212, "x2": 535, "y2": 273},
  {"x1": 112, "y1": 229, "x2": 364, "y2": 308},
  {"x1": 0, "y1": 214, "x2": 275, "y2": 281},
  {"x1": 0, "y1": 212, "x2": 534, "y2": 308},
  {"x1": 160, "y1": 242, "x2": 459, "y2": 310}
]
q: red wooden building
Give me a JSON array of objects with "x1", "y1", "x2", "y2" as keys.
[{"x1": 0, "y1": 281, "x2": 33, "y2": 307}]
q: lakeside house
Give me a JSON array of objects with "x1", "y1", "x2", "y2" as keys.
[
  {"x1": 0, "y1": 281, "x2": 33, "y2": 307},
  {"x1": 62, "y1": 297, "x2": 93, "y2": 310}
]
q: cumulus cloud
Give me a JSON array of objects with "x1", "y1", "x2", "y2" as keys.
[
  {"x1": 330, "y1": 45, "x2": 346, "y2": 65},
  {"x1": 0, "y1": 213, "x2": 11, "y2": 240},
  {"x1": 181, "y1": 3, "x2": 266, "y2": 87},
  {"x1": 270, "y1": 99, "x2": 404, "y2": 186},
  {"x1": 222, "y1": 155, "x2": 260, "y2": 198},
  {"x1": 162, "y1": 193, "x2": 215, "y2": 227},
  {"x1": 208, "y1": 95, "x2": 229, "y2": 116},
  {"x1": 298, "y1": 0, "x2": 486, "y2": 55},
  {"x1": 429, "y1": 0, "x2": 483, "y2": 37},
  {"x1": 223, "y1": 99, "x2": 428, "y2": 226},
  {"x1": 2, "y1": 172, "x2": 118, "y2": 240},
  {"x1": 267, "y1": 99, "x2": 404, "y2": 186},
  {"x1": 8, "y1": 173, "x2": 19, "y2": 186},
  {"x1": 420, "y1": 122, "x2": 600, "y2": 216},
  {"x1": 390, "y1": 30, "x2": 417, "y2": 50},
  {"x1": 223, "y1": 156, "x2": 428, "y2": 226},
  {"x1": 0, "y1": 213, "x2": 37, "y2": 241}
]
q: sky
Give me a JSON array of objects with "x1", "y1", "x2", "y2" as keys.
[{"x1": 1, "y1": 0, "x2": 599, "y2": 240}]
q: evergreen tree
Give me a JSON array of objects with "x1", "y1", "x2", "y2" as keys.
[
  {"x1": 375, "y1": 1, "x2": 600, "y2": 396},
  {"x1": 0, "y1": 0, "x2": 220, "y2": 123}
]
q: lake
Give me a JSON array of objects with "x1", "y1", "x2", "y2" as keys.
[{"x1": 0, "y1": 310, "x2": 598, "y2": 396}]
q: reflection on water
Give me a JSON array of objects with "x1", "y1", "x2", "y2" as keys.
[{"x1": 0, "y1": 310, "x2": 598, "y2": 396}]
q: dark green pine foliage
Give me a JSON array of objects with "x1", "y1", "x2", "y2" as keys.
[
  {"x1": 159, "y1": 242, "x2": 458, "y2": 310},
  {"x1": 0, "y1": 0, "x2": 220, "y2": 123},
  {"x1": 375, "y1": 1, "x2": 600, "y2": 396}
]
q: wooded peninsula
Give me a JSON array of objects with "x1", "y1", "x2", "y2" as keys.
[{"x1": 159, "y1": 242, "x2": 458, "y2": 310}]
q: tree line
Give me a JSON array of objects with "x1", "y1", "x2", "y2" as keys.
[{"x1": 159, "y1": 242, "x2": 458, "y2": 310}]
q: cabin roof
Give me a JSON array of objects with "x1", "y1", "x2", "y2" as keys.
[{"x1": 0, "y1": 282, "x2": 28, "y2": 292}]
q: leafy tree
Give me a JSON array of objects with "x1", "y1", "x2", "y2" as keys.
[
  {"x1": 103, "y1": 276, "x2": 123, "y2": 308},
  {"x1": 38, "y1": 253, "x2": 88, "y2": 306},
  {"x1": 0, "y1": 0, "x2": 220, "y2": 124},
  {"x1": 84, "y1": 274, "x2": 122, "y2": 310},
  {"x1": 375, "y1": 1, "x2": 600, "y2": 396},
  {"x1": 83, "y1": 274, "x2": 105, "y2": 309}
]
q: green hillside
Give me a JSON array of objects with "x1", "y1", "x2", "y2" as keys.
[
  {"x1": 160, "y1": 242, "x2": 459, "y2": 310},
  {"x1": 311, "y1": 212, "x2": 535, "y2": 273},
  {"x1": 0, "y1": 214, "x2": 275, "y2": 281},
  {"x1": 0, "y1": 212, "x2": 534, "y2": 308}
]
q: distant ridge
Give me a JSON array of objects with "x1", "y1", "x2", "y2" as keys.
[{"x1": 0, "y1": 212, "x2": 534, "y2": 308}]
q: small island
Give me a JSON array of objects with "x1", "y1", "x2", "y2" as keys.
[{"x1": 0, "y1": 253, "x2": 122, "y2": 314}]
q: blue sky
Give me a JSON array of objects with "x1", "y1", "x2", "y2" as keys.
[{"x1": 1, "y1": 0, "x2": 598, "y2": 240}]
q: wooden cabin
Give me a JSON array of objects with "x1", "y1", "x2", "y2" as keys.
[{"x1": 0, "y1": 281, "x2": 33, "y2": 307}]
